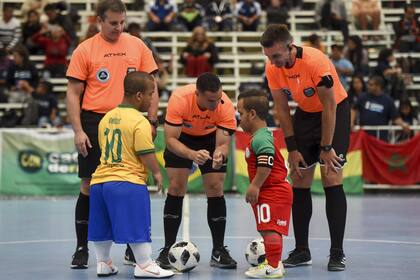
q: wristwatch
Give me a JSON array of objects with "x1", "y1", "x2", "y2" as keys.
[
  {"x1": 148, "y1": 119, "x2": 158, "y2": 128},
  {"x1": 320, "y1": 145, "x2": 333, "y2": 152}
]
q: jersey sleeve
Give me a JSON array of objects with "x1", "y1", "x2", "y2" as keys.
[
  {"x1": 134, "y1": 118, "x2": 155, "y2": 155},
  {"x1": 217, "y1": 97, "x2": 237, "y2": 134},
  {"x1": 66, "y1": 44, "x2": 89, "y2": 81},
  {"x1": 251, "y1": 131, "x2": 275, "y2": 168},
  {"x1": 165, "y1": 94, "x2": 184, "y2": 126},
  {"x1": 309, "y1": 54, "x2": 333, "y2": 86},
  {"x1": 138, "y1": 40, "x2": 158, "y2": 74}
]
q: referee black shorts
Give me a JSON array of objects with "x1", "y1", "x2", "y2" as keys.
[
  {"x1": 293, "y1": 98, "x2": 350, "y2": 167},
  {"x1": 78, "y1": 110, "x2": 105, "y2": 179},
  {"x1": 164, "y1": 131, "x2": 227, "y2": 174}
]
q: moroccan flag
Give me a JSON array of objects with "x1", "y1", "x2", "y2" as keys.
[
  {"x1": 234, "y1": 129, "x2": 364, "y2": 194},
  {"x1": 362, "y1": 131, "x2": 420, "y2": 185}
]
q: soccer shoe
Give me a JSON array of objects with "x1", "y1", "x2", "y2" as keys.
[
  {"x1": 328, "y1": 248, "x2": 346, "y2": 271},
  {"x1": 210, "y1": 246, "x2": 237, "y2": 269},
  {"x1": 97, "y1": 260, "x2": 118, "y2": 277},
  {"x1": 134, "y1": 261, "x2": 174, "y2": 278},
  {"x1": 71, "y1": 246, "x2": 88, "y2": 269},
  {"x1": 123, "y1": 245, "x2": 136, "y2": 266},
  {"x1": 247, "y1": 260, "x2": 286, "y2": 275},
  {"x1": 156, "y1": 247, "x2": 172, "y2": 269},
  {"x1": 282, "y1": 248, "x2": 312, "y2": 267},
  {"x1": 245, "y1": 262, "x2": 284, "y2": 278}
]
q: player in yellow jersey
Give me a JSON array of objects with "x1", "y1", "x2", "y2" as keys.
[{"x1": 88, "y1": 71, "x2": 173, "y2": 279}]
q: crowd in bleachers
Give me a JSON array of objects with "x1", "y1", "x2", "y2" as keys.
[{"x1": 0, "y1": 0, "x2": 419, "y2": 143}]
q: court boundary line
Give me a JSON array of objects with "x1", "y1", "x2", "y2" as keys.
[{"x1": 2, "y1": 236, "x2": 420, "y2": 246}]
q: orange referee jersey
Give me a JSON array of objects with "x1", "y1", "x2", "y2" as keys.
[
  {"x1": 266, "y1": 46, "x2": 347, "y2": 113},
  {"x1": 165, "y1": 84, "x2": 237, "y2": 136},
  {"x1": 66, "y1": 32, "x2": 157, "y2": 114}
]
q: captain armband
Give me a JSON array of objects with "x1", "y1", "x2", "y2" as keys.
[
  {"x1": 317, "y1": 75, "x2": 334, "y2": 88},
  {"x1": 256, "y1": 154, "x2": 274, "y2": 168}
]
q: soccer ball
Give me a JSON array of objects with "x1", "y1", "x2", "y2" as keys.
[
  {"x1": 245, "y1": 238, "x2": 266, "y2": 266},
  {"x1": 168, "y1": 241, "x2": 200, "y2": 272}
]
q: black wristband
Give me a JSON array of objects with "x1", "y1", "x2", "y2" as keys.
[
  {"x1": 285, "y1": 136, "x2": 298, "y2": 152},
  {"x1": 148, "y1": 119, "x2": 158, "y2": 128}
]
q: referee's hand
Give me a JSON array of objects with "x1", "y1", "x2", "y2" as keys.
[
  {"x1": 191, "y1": 149, "x2": 212, "y2": 166},
  {"x1": 75, "y1": 130, "x2": 92, "y2": 157},
  {"x1": 288, "y1": 151, "x2": 307, "y2": 178}
]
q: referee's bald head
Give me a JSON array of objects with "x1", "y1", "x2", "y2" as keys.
[{"x1": 124, "y1": 71, "x2": 154, "y2": 97}]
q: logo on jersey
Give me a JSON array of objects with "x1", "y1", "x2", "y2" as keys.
[
  {"x1": 245, "y1": 147, "x2": 250, "y2": 158},
  {"x1": 303, "y1": 87, "x2": 315, "y2": 97},
  {"x1": 96, "y1": 68, "x2": 110, "y2": 83},
  {"x1": 277, "y1": 219, "x2": 287, "y2": 226}
]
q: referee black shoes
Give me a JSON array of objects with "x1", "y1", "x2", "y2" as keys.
[
  {"x1": 283, "y1": 248, "x2": 312, "y2": 267},
  {"x1": 71, "y1": 246, "x2": 88, "y2": 269},
  {"x1": 210, "y1": 246, "x2": 237, "y2": 269},
  {"x1": 328, "y1": 248, "x2": 346, "y2": 271}
]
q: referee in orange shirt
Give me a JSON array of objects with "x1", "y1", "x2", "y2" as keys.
[
  {"x1": 66, "y1": 0, "x2": 158, "y2": 269},
  {"x1": 261, "y1": 24, "x2": 350, "y2": 271}
]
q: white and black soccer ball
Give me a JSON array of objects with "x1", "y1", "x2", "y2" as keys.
[
  {"x1": 168, "y1": 241, "x2": 200, "y2": 272},
  {"x1": 245, "y1": 238, "x2": 266, "y2": 266}
]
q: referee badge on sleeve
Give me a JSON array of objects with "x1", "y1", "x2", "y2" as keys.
[{"x1": 303, "y1": 87, "x2": 315, "y2": 97}]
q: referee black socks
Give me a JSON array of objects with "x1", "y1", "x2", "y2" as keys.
[
  {"x1": 207, "y1": 196, "x2": 227, "y2": 249},
  {"x1": 75, "y1": 192, "x2": 89, "y2": 248},
  {"x1": 292, "y1": 188, "x2": 312, "y2": 250},
  {"x1": 163, "y1": 194, "x2": 184, "y2": 248},
  {"x1": 324, "y1": 185, "x2": 347, "y2": 251}
]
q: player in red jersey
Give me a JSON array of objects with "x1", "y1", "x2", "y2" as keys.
[{"x1": 237, "y1": 89, "x2": 293, "y2": 279}]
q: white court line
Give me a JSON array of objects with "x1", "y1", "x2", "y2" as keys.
[
  {"x1": 182, "y1": 194, "x2": 190, "y2": 242},
  {"x1": 1, "y1": 236, "x2": 420, "y2": 246}
]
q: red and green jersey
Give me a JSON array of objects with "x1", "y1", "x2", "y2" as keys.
[{"x1": 245, "y1": 127, "x2": 288, "y2": 188}]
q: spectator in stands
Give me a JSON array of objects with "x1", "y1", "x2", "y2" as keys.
[
  {"x1": 344, "y1": 35, "x2": 370, "y2": 75},
  {"x1": 373, "y1": 48, "x2": 406, "y2": 101},
  {"x1": 83, "y1": 23, "x2": 100, "y2": 42},
  {"x1": 146, "y1": 0, "x2": 177, "y2": 31},
  {"x1": 32, "y1": 24, "x2": 71, "y2": 78},
  {"x1": 394, "y1": 4, "x2": 420, "y2": 52},
  {"x1": 155, "y1": 55, "x2": 171, "y2": 103},
  {"x1": 21, "y1": 80, "x2": 61, "y2": 127},
  {"x1": 347, "y1": 74, "x2": 366, "y2": 106},
  {"x1": 351, "y1": 75, "x2": 410, "y2": 141},
  {"x1": 235, "y1": 0, "x2": 262, "y2": 31},
  {"x1": 127, "y1": 22, "x2": 158, "y2": 56},
  {"x1": 43, "y1": 3, "x2": 77, "y2": 48},
  {"x1": 22, "y1": 10, "x2": 43, "y2": 55},
  {"x1": 180, "y1": 26, "x2": 219, "y2": 77},
  {"x1": 177, "y1": 0, "x2": 204, "y2": 31},
  {"x1": 205, "y1": 0, "x2": 234, "y2": 31},
  {"x1": 21, "y1": 0, "x2": 48, "y2": 20},
  {"x1": 315, "y1": 0, "x2": 349, "y2": 42},
  {"x1": 330, "y1": 44, "x2": 354, "y2": 90},
  {"x1": 396, "y1": 99, "x2": 417, "y2": 142},
  {"x1": 6, "y1": 45, "x2": 39, "y2": 103},
  {"x1": 0, "y1": 49, "x2": 12, "y2": 103},
  {"x1": 352, "y1": 0, "x2": 381, "y2": 34},
  {"x1": 266, "y1": 0, "x2": 289, "y2": 26},
  {"x1": 0, "y1": 4, "x2": 22, "y2": 53},
  {"x1": 304, "y1": 33, "x2": 326, "y2": 53}
]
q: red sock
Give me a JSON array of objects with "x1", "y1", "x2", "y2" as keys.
[{"x1": 263, "y1": 233, "x2": 283, "y2": 268}]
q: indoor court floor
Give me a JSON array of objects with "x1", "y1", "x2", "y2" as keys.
[{"x1": 1, "y1": 193, "x2": 419, "y2": 280}]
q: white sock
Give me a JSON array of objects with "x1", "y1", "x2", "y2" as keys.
[
  {"x1": 129, "y1": 242, "x2": 152, "y2": 267},
  {"x1": 93, "y1": 240, "x2": 113, "y2": 263}
]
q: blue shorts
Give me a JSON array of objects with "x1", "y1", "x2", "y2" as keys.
[{"x1": 88, "y1": 181, "x2": 151, "y2": 244}]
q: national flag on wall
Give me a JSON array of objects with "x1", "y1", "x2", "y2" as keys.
[{"x1": 361, "y1": 131, "x2": 420, "y2": 185}]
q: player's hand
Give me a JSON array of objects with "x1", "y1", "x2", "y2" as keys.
[
  {"x1": 288, "y1": 150, "x2": 307, "y2": 178},
  {"x1": 191, "y1": 149, "x2": 212, "y2": 166},
  {"x1": 74, "y1": 130, "x2": 92, "y2": 157},
  {"x1": 245, "y1": 184, "x2": 260, "y2": 205},
  {"x1": 212, "y1": 151, "x2": 225, "y2": 170},
  {"x1": 153, "y1": 172, "x2": 163, "y2": 193},
  {"x1": 320, "y1": 148, "x2": 342, "y2": 175}
]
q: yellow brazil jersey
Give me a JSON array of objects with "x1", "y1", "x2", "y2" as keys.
[{"x1": 91, "y1": 105, "x2": 155, "y2": 186}]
